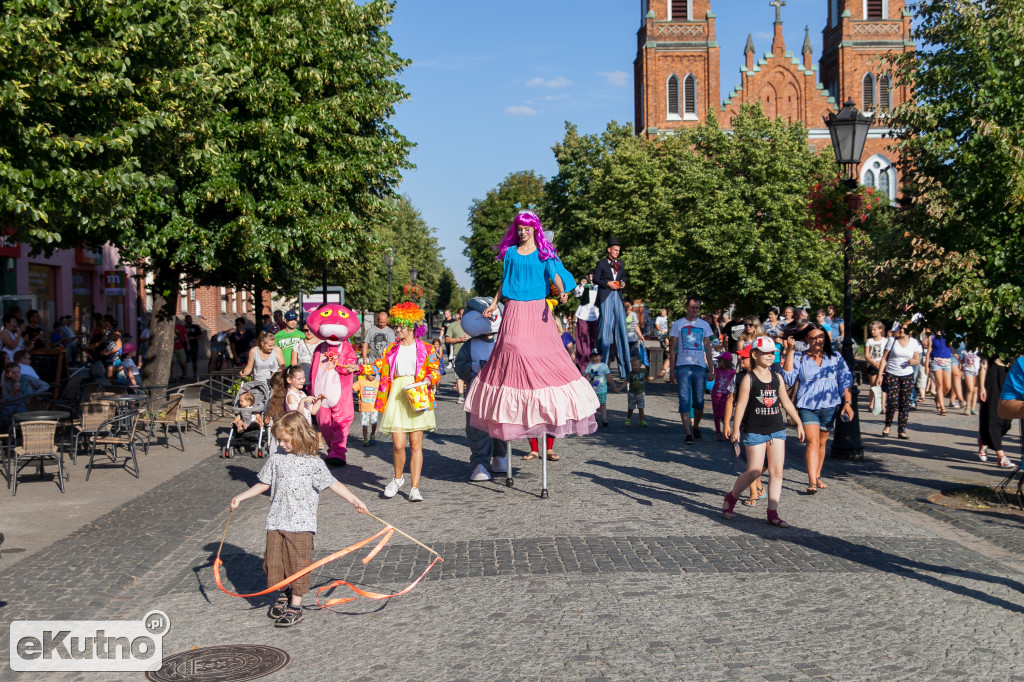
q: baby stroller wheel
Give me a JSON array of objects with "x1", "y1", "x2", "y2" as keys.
[
  {"x1": 255, "y1": 449, "x2": 264, "y2": 459},
  {"x1": 222, "y1": 448, "x2": 232, "y2": 459}
]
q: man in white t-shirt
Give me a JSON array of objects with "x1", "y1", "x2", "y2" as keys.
[{"x1": 668, "y1": 296, "x2": 715, "y2": 444}]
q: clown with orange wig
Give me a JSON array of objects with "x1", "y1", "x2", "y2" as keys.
[{"x1": 374, "y1": 302, "x2": 441, "y2": 503}]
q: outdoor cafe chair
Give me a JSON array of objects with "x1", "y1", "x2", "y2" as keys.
[
  {"x1": 147, "y1": 393, "x2": 185, "y2": 452},
  {"x1": 11, "y1": 420, "x2": 65, "y2": 496},
  {"x1": 85, "y1": 410, "x2": 143, "y2": 481},
  {"x1": 177, "y1": 382, "x2": 208, "y2": 436},
  {"x1": 71, "y1": 400, "x2": 115, "y2": 465}
]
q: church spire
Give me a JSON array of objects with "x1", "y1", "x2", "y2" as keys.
[
  {"x1": 802, "y1": 25, "x2": 813, "y2": 70},
  {"x1": 745, "y1": 33, "x2": 755, "y2": 55},
  {"x1": 770, "y1": 0, "x2": 786, "y2": 55}
]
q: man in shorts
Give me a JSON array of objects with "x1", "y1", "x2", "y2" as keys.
[{"x1": 668, "y1": 295, "x2": 716, "y2": 444}]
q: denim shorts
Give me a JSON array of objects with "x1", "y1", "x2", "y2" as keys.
[
  {"x1": 674, "y1": 364, "x2": 707, "y2": 414},
  {"x1": 930, "y1": 357, "x2": 952, "y2": 373},
  {"x1": 798, "y1": 406, "x2": 838, "y2": 432},
  {"x1": 741, "y1": 429, "x2": 787, "y2": 446}
]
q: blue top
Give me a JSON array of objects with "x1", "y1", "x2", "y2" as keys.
[
  {"x1": 501, "y1": 248, "x2": 576, "y2": 301},
  {"x1": 931, "y1": 334, "x2": 952, "y2": 359},
  {"x1": 1000, "y1": 357, "x2": 1024, "y2": 401},
  {"x1": 781, "y1": 351, "x2": 853, "y2": 410}
]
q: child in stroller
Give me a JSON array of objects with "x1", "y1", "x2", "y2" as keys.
[{"x1": 223, "y1": 380, "x2": 271, "y2": 459}]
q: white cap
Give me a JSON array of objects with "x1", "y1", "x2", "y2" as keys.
[{"x1": 751, "y1": 336, "x2": 777, "y2": 353}]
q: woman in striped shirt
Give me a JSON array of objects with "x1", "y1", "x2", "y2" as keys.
[{"x1": 782, "y1": 323, "x2": 854, "y2": 495}]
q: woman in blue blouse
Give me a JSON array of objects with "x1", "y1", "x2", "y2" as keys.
[
  {"x1": 467, "y1": 210, "x2": 598, "y2": 446},
  {"x1": 782, "y1": 323, "x2": 854, "y2": 495}
]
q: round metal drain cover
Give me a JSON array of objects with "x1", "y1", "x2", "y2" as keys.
[{"x1": 146, "y1": 644, "x2": 289, "y2": 682}]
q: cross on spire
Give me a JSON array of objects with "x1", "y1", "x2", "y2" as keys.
[{"x1": 770, "y1": 0, "x2": 786, "y2": 24}]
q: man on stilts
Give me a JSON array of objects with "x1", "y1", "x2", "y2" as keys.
[{"x1": 594, "y1": 237, "x2": 631, "y2": 379}]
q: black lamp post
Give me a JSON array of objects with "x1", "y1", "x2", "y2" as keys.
[
  {"x1": 384, "y1": 249, "x2": 395, "y2": 309},
  {"x1": 409, "y1": 266, "x2": 418, "y2": 285},
  {"x1": 824, "y1": 99, "x2": 874, "y2": 459}
]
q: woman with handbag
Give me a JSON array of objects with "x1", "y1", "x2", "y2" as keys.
[{"x1": 374, "y1": 302, "x2": 441, "y2": 503}]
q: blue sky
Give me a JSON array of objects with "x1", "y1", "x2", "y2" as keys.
[{"x1": 388, "y1": 0, "x2": 827, "y2": 288}]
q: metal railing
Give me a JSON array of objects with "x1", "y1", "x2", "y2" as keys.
[{"x1": 199, "y1": 370, "x2": 243, "y2": 423}]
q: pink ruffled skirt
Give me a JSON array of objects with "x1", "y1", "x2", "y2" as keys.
[{"x1": 464, "y1": 299, "x2": 598, "y2": 440}]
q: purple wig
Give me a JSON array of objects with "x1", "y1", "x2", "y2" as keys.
[{"x1": 494, "y1": 211, "x2": 559, "y2": 262}]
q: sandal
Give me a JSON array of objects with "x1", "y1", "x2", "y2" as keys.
[
  {"x1": 766, "y1": 510, "x2": 789, "y2": 528},
  {"x1": 805, "y1": 486, "x2": 818, "y2": 495},
  {"x1": 545, "y1": 450, "x2": 560, "y2": 461},
  {"x1": 268, "y1": 596, "x2": 289, "y2": 619},
  {"x1": 881, "y1": 427, "x2": 890, "y2": 437},
  {"x1": 522, "y1": 451, "x2": 539, "y2": 461},
  {"x1": 742, "y1": 498, "x2": 758, "y2": 506},
  {"x1": 274, "y1": 607, "x2": 303, "y2": 628},
  {"x1": 898, "y1": 431, "x2": 910, "y2": 439},
  {"x1": 722, "y1": 491, "x2": 738, "y2": 520},
  {"x1": 815, "y1": 479, "x2": 828, "y2": 490}
]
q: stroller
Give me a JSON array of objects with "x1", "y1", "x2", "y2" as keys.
[{"x1": 222, "y1": 380, "x2": 271, "y2": 459}]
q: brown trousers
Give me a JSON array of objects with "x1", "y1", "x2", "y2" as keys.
[{"x1": 263, "y1": 530, "x2": 314, "y2": 595}]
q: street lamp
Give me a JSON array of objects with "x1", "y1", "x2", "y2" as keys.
[
  {"x1": 384, "y1": 249, "x2": 395, "y2": 309},
  {"x1": 409, "y1": 266, "x2": 418, "y2": 284},
  {"x1": 824, "y1": 98, "x2": 874, "y2": 459}
]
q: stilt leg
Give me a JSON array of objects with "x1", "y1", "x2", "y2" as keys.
[
  {"x1": 541, "y1": 445, "x2": 549, "y2": 499},
  {"x1": 505, "y1": 441, "x2": 514, "y2": 488}
]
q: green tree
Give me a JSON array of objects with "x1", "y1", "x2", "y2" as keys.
[
  {"x1": 545, "y1": 108, "x2": 842, "y2": 316},
  {"x1": 880, "y1": 0, "x2": 1024, "y2": 356},
  {"x1": 434, "y1": 268, "x2": 457, "y2": 312},
  {"x1": 463, "y1": 170, "x2": 545, "y2": 296},
  {"x1": 0, "y1": 0, "x2": 413, "y2": 383}
]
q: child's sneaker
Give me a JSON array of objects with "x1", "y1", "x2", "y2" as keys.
[
  {"x1": 362, "y1": 439, "x2": 370, "y2": 447},
  {"x1": 685, "y1": 433, "x2": 694, "y2": 445},
  {"x1": 640, "y1": 420, "x2": 648, "y2": 427},
  {"x1": 368, "y1": 437, "x2": 377, "y2": 446},
  {"x1": 624, "y1": 418, "x2": 631, "y2": 426},
  {"x1": 409, "y1": 487, "x2": 423, "y2": 502}
]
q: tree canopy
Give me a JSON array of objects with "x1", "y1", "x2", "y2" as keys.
[
  {"x1": 545, "y1": 108, "x2": 842, "y2": 316},
  {"x1": 462, "y1": 170, "x2": 545, "y2": 297},
  {"x1": 879, "y1": 0, "x2": 1024, "y2": 357}
]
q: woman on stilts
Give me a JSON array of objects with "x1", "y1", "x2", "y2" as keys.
[{"x1": 467, "y1": 207, "x2": 599, "y2": 477}]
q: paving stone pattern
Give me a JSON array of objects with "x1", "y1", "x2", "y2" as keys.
[{"x1": 3, "y1": 375, "x2": 1024, "y2": 680}]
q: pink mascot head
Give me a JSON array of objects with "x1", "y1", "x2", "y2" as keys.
[
  {"x1": 306, "y1": 304, "x2": 361, "y2": 346},
  {"x1": 494, "y1": 207, "x2": 558, "y2": 262}
]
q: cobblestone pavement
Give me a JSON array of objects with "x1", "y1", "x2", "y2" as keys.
[{"x1": 3, "y1": 375, "x2": 1024, "y2": 680}]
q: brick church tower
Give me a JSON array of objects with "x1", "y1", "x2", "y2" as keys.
[
  {"x1": 634, "y1": 0, "x2": 914, "y2": 202},
  {"x1": 634, "y1": 1, "x2": 720, "y2": 136}
]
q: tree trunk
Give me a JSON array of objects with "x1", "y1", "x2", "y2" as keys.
[
  {"x1": 254, "y1": 283, "x2": 264, "y2": 327},
  {"x1": 142, "y1": 261, "x2": 180, "y2": 387}
]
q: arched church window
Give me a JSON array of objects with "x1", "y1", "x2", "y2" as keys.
[
  {"x1": 862, "y1": 73, "x2": 876, "y2": 109},
  {"x1": 877, "y1": 74, "x2": 891, "y2": 112},
  {"x1": 667, "y1": 75, "x2": 681, "y2": 120},
  {"x1": 683, "y1": 75, "x2": 697, "y2": 118}
]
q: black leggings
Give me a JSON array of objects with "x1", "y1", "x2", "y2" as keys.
[{"x1": 883, "y1": 372, "x2": 913, "y2": 431}]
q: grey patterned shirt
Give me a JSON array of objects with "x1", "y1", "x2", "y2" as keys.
[{"x1": 257, "y1": 454, "x2": 337, "y2": 534}]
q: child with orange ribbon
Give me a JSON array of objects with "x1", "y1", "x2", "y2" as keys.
[{"x1": 229, "y1": 412, "x2": 368, "y2": 628}]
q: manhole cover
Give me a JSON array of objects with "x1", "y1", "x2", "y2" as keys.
[{"x1": 146, "y1": 644, "x2": 289, "y2": 682}]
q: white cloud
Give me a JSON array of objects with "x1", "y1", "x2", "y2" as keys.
[
  {"x1": 505, "y1": 105, "x2": 538, "y2": 116},
  {"x1": 598, "y1": 71, "x2": 630, "y2": 87},
  {"x1": 754, "y1": 31, "x2": 772, "y2": 41},
  {"x1": 526, "y1": 76, "x2": 572, "y2": 89}
]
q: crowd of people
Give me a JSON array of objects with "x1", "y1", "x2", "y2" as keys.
[{"x1": 218, "y1": 208, "x2": 1024, "y2": 630}]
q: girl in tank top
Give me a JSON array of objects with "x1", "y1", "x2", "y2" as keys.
[{"x1": 723, "y1": 337, "x2": 804, "y2": 528}]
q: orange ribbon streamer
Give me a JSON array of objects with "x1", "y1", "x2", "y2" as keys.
[{"x1": 213, "y1": 521, "x2": 443, "y2": 606}]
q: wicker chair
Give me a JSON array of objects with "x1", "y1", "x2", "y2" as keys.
[
  {"x1": 85, "y1": 410, "x2": 142, "y2": 481},
  {"x1": 71, "y1": 401, "x2": 115, "y2": 464},
  {"x1": 11, "y1": 420, "x2": 65, "y2": 496},
  {"x1": 177, "y1": 382, "x2": 208, "y2": 436},
  {"x1": 148, "y1": 394, "x2": 185, "y2": 452}
]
